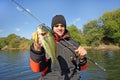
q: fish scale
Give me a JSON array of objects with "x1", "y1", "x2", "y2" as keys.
[{"x1": 33, "y1": 25, "x2": 57, "y2": 63}]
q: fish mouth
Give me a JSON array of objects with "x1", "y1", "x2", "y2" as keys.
[{"x1": 41, "y1": 32, "x2": 47, "y2": 36}]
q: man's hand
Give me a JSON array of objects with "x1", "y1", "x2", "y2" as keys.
[{"x1": 75, "y1": 46, "x2": 87, "y2": 59}]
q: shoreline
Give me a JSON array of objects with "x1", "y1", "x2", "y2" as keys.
[
  {"x1": 0, "y1": 45, "x2": 120, "y2": 51},
  {"x1": 0, "y1": 48, "x2": 29, "y2": 51},
  {"x1": 84, "y1": 45, "x2": 120, "y2": 50}
]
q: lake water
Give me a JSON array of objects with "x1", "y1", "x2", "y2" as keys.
[{"x1": 0, "y1": 49, "x2": 120, "y2": 80}]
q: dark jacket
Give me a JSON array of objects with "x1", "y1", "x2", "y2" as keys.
[{"x1": 30, "y1": 32, "x2": 88, "y2": 80}]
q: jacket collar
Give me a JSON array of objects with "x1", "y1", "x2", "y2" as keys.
[{"x1": 54, "y1": 30, "x2": 70, "y2": 43}]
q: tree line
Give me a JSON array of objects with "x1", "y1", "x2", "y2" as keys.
[
  {"x1": 68, "y1": 8, "x2": 120, "y2": 47},
  {"x1": 0, "y1": 34, "x2": 31, "y2": 50},
  {"x1": 0, "y1": 8, "x2": 119, "y2": 49}
]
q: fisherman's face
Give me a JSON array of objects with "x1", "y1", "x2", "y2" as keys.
[{"x1": 53, "y1": 24, "x2": 65, "y2": 37}]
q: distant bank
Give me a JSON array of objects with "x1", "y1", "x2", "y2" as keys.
[
  {"x1": 0, "y1": 46, "x2": 29, "y2": 50},
  {"x1": 1, "y1": 44, "x2": 119, "y2": 51},
  {"x1": 84, "y1": 45, "x2": 120, "y2": 50}
]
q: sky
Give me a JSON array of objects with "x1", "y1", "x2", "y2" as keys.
[{"x1": 0, "y1": 0, "x2": 120, "y2": 39}]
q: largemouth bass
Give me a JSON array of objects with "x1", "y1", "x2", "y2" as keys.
[{"x1": 33, "y1": 25, "x2": 57, "y2": 63}]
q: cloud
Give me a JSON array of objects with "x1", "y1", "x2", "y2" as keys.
[
  {"x1": 26, "y1": 9, "x2": 31, "y2": 12},
  {"x1": 0, "y1": 29, "x2": 4, "y2": 33},
  {"x1": 15, "y1": 28, "x2": 20, "y2": 32},
  {"x1": 73, "y1": 18, "x2": 81, "y2": 24},
  {"x1": 16, "y1": 6, "x2": 31, "y2": 13},
  {"x1": 16, "y1": 6, "x2": 23, "y2": 11},
  {"x1": 24, "y1": 21, "x2": 29, "y2": 24}
]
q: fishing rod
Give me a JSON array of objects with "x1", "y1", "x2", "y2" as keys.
[
  {"x1": 11, "y1": 0, "x2": 43, "y2": 24},
  {"x1": 11, "y1": 0, "x2": 106, "y2": 72},
  {"x1": 63, "y1": 39, "x2": 106, "y2": 72},
  {"x1": 86, "y1": 56, "x2": 106, "y2": 71},
  {"x1": 11, "y1": 0, "x2": 52, "y2": 32}
]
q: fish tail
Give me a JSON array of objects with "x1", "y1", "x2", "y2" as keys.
[{"x1": 32, "y1": 31, "x2": 38, "y2": 43}]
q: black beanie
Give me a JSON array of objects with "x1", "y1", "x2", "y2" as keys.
[{"x1": 51, "y1": 15, "x2": 66, "y2": 29}]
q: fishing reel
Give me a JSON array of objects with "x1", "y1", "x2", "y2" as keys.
[{"x1": 69, "y1": 55, "x2": 87, "y2": 67}]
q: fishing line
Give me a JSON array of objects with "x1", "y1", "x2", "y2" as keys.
[
  {"x1": 11, "y1": 0, "x2": 43, "y2": 24},
  {"x1": 62, "y1": 38, "x2": 106, "y2": 72},
  {"x1": 11, "y1": 0, "x2": 106, "y2": 72},
  {"x1": 11, "y1": 0, "x2": 52, "y2": 32}
]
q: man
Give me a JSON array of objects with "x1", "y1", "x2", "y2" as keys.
[{"x1": 30, "y1": 15, "x2": 88, "y2": 80}]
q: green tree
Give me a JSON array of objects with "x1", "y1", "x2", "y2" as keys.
[
  {"x1": 6, "y1": 34, "x2": 21, "y2": 48},
  {"x1": 0, "y1": 33, "x2": 31, "y2": 49},
  {"x1": 0, "y1": 38, "x2": 6, "y2": 48},
  {"x1": 67, "y1": 25, "x2": 85, "y2": 45},
  {"x1": 19, "y1": 37, "x2": 31, "y2": 49},
  {"x1": 83, "y1": 20, "x2": 103, "y2": 46},
  {"x1": 99, "y1": 8, "x2": 120, "y2": 44},
  {"x1": 83, "y1": 8, "x2": 120, "y2": 46}
]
